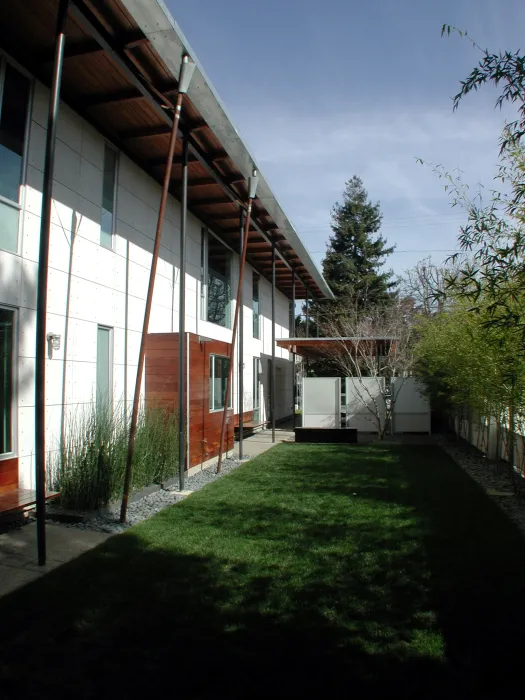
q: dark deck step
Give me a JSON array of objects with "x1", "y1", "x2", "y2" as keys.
[{"x1": 0, "y1": 488, "x2": 59, "y2": 515}]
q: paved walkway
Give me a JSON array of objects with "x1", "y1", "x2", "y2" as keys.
[
  {"x1": 234, "y1": 426, "x2": 295, "y2": 458},
  {"x1": 0, "y1": 427, "x2": 293, "y2": 599},
  {"x1": 0, "y1": 522, "x2": 109, "y2": 598}
]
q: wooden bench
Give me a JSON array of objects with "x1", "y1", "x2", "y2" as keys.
[
  {"x1": 0, "y1": 488, "x2": 59, "y2": 515},
  {"x1": 234, "y1": 421, "x2": 265, "y2": 439}
]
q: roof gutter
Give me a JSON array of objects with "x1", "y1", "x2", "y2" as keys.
[{"x1": 119, "y1": 0, "x2": 334, "y2": 300}]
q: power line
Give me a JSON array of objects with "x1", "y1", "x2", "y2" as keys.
[{"x1": 306, "y1": 248, "x2": 468, "y2": 255}]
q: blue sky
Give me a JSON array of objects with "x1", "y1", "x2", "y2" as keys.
[{"x1": 167, "y1": 0, "x2": 525, "y2": 278}]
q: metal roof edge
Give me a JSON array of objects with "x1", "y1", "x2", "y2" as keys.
[{"x1": 119, "y1": 0, "x2": 334, "y2": 300}]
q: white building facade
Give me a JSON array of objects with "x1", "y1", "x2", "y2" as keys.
[{"x1": 0, "y1": 0, "x2": 332, "y2": 492}]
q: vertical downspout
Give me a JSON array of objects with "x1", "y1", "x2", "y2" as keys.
[
  {"x1": 238, "y1": 209, "x2": 245, "y2": 459},
  {"x1": 178, "y1": 135, "x2": 189, "y2": 491},
  {"x1": 271, "y1": 240, "x2": 276, "y2": 442},
  {"x1": 217, "y1": 170, "x2": 259, "y2": 472},
  {"x1": 292, "y1": 270, "x2": 296, "y2": 430},
  {"x1": 35, "y1": 0, "x2": 69, "y2": 566},
  {"x1": 120, "y1": 55, "x2": 195, "y2": 522}
]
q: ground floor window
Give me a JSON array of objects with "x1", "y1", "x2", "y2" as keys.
[
  {"x1": 209, "y1": 355, "x2": 231, "y2": 411},
  {"x1": 253, "y1": 357, "x2": 261, "y2": 423},
  {"x1": 96, "y1": 326, "x2": 113, "y2": 406},
  {"x1": 0, "y1": 307, "x2": 15, "y2": 455}
]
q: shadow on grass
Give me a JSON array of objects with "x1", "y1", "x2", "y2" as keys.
[{"x1": 1, "y1": 443, "x2": 524, "y2": 699}]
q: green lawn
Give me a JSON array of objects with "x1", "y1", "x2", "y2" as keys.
[{"x1": 2, "y1": 443, "x2": 525, "y2": 699}]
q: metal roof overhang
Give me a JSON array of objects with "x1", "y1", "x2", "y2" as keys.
[
  {"x1": 277, "y1": 337, "x2": 395, "y2": 360},
  {"x1": 0, "y1": 0, "x2": 334, "y2": 301}
]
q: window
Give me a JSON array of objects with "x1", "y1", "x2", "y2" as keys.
[
  {"x1": 253, "y1": 357, "x2": 260, "y2": 424},
  {"x1": 209, "y1": 355, "x2": 231, "y2": 411},
  {"x1": 0, "y1": 308, "x2": 15, "y2": 455},
  {"x1": 0, "y1": 59, "x2": 30, "y2": 253},
  {"x1": 289, "y1": 299, "x2": 296, "y2": 336},
  {"x1": 252, "y1": 273, "x2": 260, "y2": 338},
  {"x1": 96, "y1": 326, "x2": 112, "y2": 406},
  {"x1": 100, "y1": 145, "x2": 117, "y2": 248},
  {"x1": 201, "y1": 230, "x2": 231, "y2": 328}
]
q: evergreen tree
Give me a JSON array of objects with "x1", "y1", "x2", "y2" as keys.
[{"x1": 322, "y1": 176, "x2": 397, "y2": 307}]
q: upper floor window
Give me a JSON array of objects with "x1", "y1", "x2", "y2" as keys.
[
  {"x1": 253, "y1": 272, "x2": 260, "y2": 338},
  {"x1": 201, "y1": 230, "x2": 231, "y2": 328},
  {"x1": 0, "y1": 58, "x2": 30, "y2": 253},
  {"x1": 100, "y1": 145, "x2": 118, "y2": 248}
]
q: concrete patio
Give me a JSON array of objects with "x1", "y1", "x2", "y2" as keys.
[
  {"x1": 0, "y1": 522, "x2": 110, "y2": 598},
  {"x1": 234, "y1": 425, "x2": 295, "y2": 459}
]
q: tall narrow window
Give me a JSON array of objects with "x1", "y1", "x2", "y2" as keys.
[
  {"x1": 200, "y1": 228, "x2": 207, "y2": 320},
  {"x1": 0, "y1": 308, "x2": 14, "y2": 455},
  {"x1": 252, "y1": 273, "x2": 260, "y2": 338},
  {"x1": 209, "y1": 355, "x2": 231, "y2": 411},
  {"x1": 253, "y1": 357, "x2": 260, "y2": 424},
  {"x1": 207, "y1": 234, "x2": 231, "y2": 328},
  {"x1": 0, "y1": 59, "x2": 30, "y2": 253},
  {"x1": 100, "y1": 145, "x2": 117, "y2": 248},
  {"x1": 96, "y1": 326, "x2": 112, "y2": 406}
]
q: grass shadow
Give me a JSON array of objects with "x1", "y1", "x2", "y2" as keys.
[{"x1": 1, "y1": 443, "x2": 524, "y2": 698}]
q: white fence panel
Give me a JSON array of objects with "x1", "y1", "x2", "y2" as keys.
[
  {"x1": 346, "y1": 377, "x2": 386, "y2": 432},
  {"x1": 302, "y1": 377, "x2": 341, "y2": 428},
  {"x1": 391, "y1": 378, "x2": 430, "y2": 434}
]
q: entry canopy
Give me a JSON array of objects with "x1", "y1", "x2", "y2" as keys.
[{"x1": 276, "y1": 337, "x2": 396, "y2": 360}]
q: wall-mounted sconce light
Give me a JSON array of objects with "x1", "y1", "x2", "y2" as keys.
[{"x1": 47, "y1": 333, "x2": 61, "y2": 351}]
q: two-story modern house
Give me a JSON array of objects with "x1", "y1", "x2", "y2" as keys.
[{"x1": 0, "y1": 0, "x2": 332, "y2": 496}]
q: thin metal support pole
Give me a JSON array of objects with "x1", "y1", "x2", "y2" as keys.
[
  {"x1": 35, "y1": 0, "x2": 69, "y2": 567},
  {"x1": 217, "y1": 172, "x2": 258, "y2": 472},
  {"x1": 178, "y1": 135, "x2": 189, "y2": 491},
  {"x1": 305, "y1": 285, "x2": 310, "y2": 375},
  {"x1": 120, "y1": 57, "x2": 192, "y2": 521},
  {"x1": 271, "y1": 240, "x2": 276, "y2": 442},
  {"x1": 238, "y1": 209, "x2": 245, "y2": 459},
  {"x1": 305, "y1": 286, "x2": 309, "y2": 338},
  {"x1": 292, "y1": 271, "x2": 296, "y2": 431}
]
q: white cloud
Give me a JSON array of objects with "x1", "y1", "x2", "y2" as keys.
[{"x1": 229, "y1": 100, "x2": 513, "y2": 275}]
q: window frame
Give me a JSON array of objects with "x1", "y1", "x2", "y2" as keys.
[
  {"x1": 96, "y1": 325, "x2": 113, "y2": 407},
  {"x1": 100, "y1": 143, "x2": 119, "y2": 250},
  {"x1": 0, "y1": 53, "x2": 32, "y2": 256},
  {"x1": 209, "y1": 354, "x2": 232, "y2": 412},
  {"x1": 0, "y1": 304, "x2": 18, "y2": 460}
]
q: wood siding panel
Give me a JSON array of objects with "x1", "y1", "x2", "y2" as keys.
[
  {"x1": 145, "y1": 333, "x2": 234, "y2": 470},
  {"x1": 0, "y1": 458, "x2": 19, "y2": 494}
]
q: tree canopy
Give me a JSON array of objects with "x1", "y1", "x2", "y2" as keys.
[{"x1": 322, "y1": 176, "x2": 397, "y2": 307}]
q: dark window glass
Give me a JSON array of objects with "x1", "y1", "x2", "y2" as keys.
[
  {"x1": 207, "y1": 236, "x2": 231, "y2": 327},
  {"x1": 0, "y1": 63, "x2": 29, "y2": 203},
  {"x1": 0, "y1": 308, "x2": 14, "y2": 454}
]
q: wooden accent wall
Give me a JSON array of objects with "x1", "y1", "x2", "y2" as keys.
[
  {"x1": 145, "y1": 333, "x2": 234, "y2": 470},
  {"x1": 0, "y1": 458, "x2": 18, "y2": 494},
  {"x1": 234, "y1": 411, "x2": 254, "y2": 427}
]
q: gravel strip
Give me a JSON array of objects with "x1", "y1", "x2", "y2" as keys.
[
  {"x1": 47, "y1": 456, "x2": 249, "y2": 535},
  {"x1": 436, "y1": 435, "x2": 525, "y2": 536}
]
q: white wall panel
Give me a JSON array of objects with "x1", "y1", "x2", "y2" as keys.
[
  {"x1": 0, "y1": 250, "x2": 22, "y2": 306},
  {"x1": 9, "y1": 77, "x2": 297, "y2": 488},
  {"x1": 54, "y1": 139, "x2": 81, "y2": 193}
]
